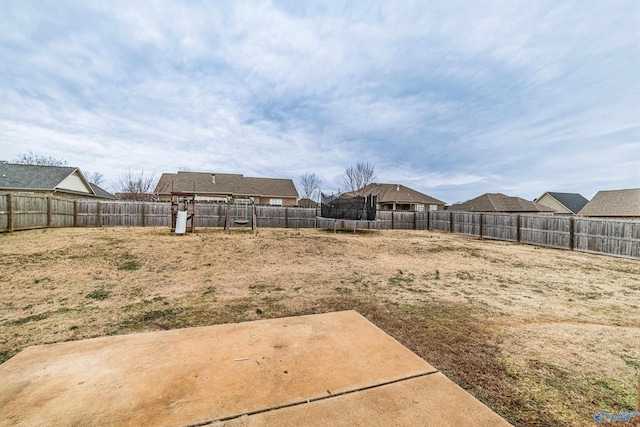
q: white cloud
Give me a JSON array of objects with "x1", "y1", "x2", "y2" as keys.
[{"x1": 1, "y1": 1, "x2": 638, "y2": 202}]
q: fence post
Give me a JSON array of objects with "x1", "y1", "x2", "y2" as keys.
[
  {"x1": 426, "y1": 210, "x2": 430, "y2": 230},
  {"x1": 449, "y1": 211, "x2": 454, "y2": 233},
  {"x1": 46, "y1": 196, "x2": 52, "y2": 228},
  {"x1": 285, "y1": 206, "x2": 288, "y2": 228},
  {"x1": 479, "y1": 213, "x2": 483, "y2": 238},
  {"x1": 7, "y1": 193, "x2": 13, "y2": 232},
  {"x1": 141, "y1": 203, "x2": 146, "y2": 227},
  {"x1": 391, "y1": 211, "x2": 395, "y2": 229},
  {"x1": 97, "y1": 201, "x2": 102, "y2": 227},
  {"x1": 73, "y1": 200, "x2": 78, "y2": 227},
  {"x1": 569, "y1": 217, "x2": 575, "y2": 250},
  {"x1": 516, "y1": 214, "x2": 521, "y2": 243}
]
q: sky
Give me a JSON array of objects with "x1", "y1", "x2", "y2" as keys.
[{"x1": 1, "y1": 1, "x2": 638, "y2": 204}]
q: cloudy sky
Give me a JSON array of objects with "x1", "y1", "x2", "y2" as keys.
[{"x1": 1, "y1": 1, "x2": 638, "y2": 203}]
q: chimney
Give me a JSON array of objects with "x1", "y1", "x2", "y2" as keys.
[{"x1": 396, "y1": 184, "x2": 400, "y2": 191}]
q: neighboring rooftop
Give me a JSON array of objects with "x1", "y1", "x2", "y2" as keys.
[
  {"x1": 535, "y1": 192, "x2": 589, "y2": 214},
  {"x1": 0, "y1": 163, "x2": 78, "y2": 190},
  {"x1": 154, "y1": 172, "x2": 298, "y2": 198},
  {"x1": 358, "y1": 183, "x2": 446, "y2": 205},
  {"x1": 578, "y1": 188, "x2": 640, "y2": 217},
  {"x1": 450, "y1": 193, "x2": 555, "y2": 213},
  {"x1": 0, "y1": 162, "x2": 114, "y2": 199},
  {"x1": 544, "y1": 192, "x2": 589, "y2": 214}
]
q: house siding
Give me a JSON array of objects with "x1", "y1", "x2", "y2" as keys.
[{"x1": 536, "y1": 194, "x2": 569, "y2": 214}]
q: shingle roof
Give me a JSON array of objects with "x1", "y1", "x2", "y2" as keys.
[
  {"x1": 0, "y1": 162, "x2": 114, "y2": 199},
  {"x1": 449, "y1": 193, "x2": 555, "y2": 213},
  {"x1": 545, "y1": 192, "x2": 589, "y2": 214},
  {"x1": 0, "y1": 163, "x2": 79, "y2": 190},
  {"x1": 578, "y1": 188, "x2": 640, "y2": 217},
  {"x1": 154, "y1": 172, "x2": 299, "y2": 198},
  {"x1": 357, "y1": 183, "x2": 445, "y2": 205},
  {"x1": 89, "y1": 183, "x2": 116, "y2": 199}
]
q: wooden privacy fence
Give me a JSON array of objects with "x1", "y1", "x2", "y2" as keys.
[{"x1": 1, "y1": 193, "x2": 639, "y2": 259}]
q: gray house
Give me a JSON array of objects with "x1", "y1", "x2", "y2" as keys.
[
  {"x1": 534, "y1": 192, "x2": 589, "y2": 215},
  {"x1": 0, "y1": 162, "x2": 114, "y2": 199}
]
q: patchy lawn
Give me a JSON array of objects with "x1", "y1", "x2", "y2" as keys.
[{"x1": 1, "y1": 227, "x2": 638, "y2": 426}]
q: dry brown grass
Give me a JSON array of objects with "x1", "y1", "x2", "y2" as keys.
[{"x1": 1, "y1": 227, "x2": 639, "y2": 426}]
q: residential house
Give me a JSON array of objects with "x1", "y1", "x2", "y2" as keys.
[
  {"x1": 534, "y1": 192, "x2": 589, "y2": 215},
  {"x1": 449, "y1": 193, "x2": 555, "y2": 213},
  {"x1": 353, "y1": 183, "x2": 446, "y2": 212},
  {"x1": 297, "y1": 198, "x2": 318, "y2": 208},
  {"x1": 577, "y1": 188, "x2": 640, "y2": 218},
  {"x1": 154, "y1": 171, "x2": 299, "y2": 206},
  {"x1": 0, "y1": 162, "x2": 114, "y2": 200}
]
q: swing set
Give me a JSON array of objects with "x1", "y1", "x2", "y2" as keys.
[
  {"x1": 224, "y1": 197, "x2": 257, "y2": 234},
  {"x1": 170, "y1": 192, "x2": 195, "y2": 234}
]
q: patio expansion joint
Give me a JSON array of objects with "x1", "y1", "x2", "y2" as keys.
[{"x1": 188, "y1": 370, "x2": 440, "y2": 427}]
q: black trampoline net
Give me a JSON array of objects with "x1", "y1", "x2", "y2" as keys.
[{"x1": 320, "y1": 192, "x2": 377, "y2": 220}]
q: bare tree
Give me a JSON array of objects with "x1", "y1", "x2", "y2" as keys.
[
  {"x1": 343, "y1": 162, "x2": 376, "y2": 194},
  {"x1": 298, "y1": 173, "x2": 321, "y2": 207},
  {"x1": 85, "y1": 171, "x2": 105, "y2": 186},
  {"x1": 13, "y1": 151, "x2": 68, "y2": 166},
  {"x1": 113, "y1": 169, "x2": 156, "y2": 201}
]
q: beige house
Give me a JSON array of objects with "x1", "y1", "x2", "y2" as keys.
[
  {"x1": 534, "y1": 192, "x2": 589, "y2": 215},
  {"x1": 0, "y1": 162, "x2": 114, "y2": 199},
  {"x1": 154, "y1": 171, "x2": 299, "y2": 206},
  {"x1": 353, "y1": 183, "x2": 445, "y2": 212},
  {"x1": 578, "y1": 188, "x2": 640, "y2": 218},
  {"x1": 449, "y1": 193, "x2": 555, "y2": 213}
]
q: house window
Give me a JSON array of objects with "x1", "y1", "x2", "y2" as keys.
[
  {"x1": 416, "y1": 204, "x2": 425, "y2": 212},
  {"x1": 429, "y1": 204, "x2": 438, "y2": 211},
  {"x1": 269, "y1": 198, "x2": 283, "y2": 206}
]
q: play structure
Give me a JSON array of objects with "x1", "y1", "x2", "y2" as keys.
[
  {"x1": 171, "y1": 192, "x2": 195, "y2": 234},
  {"x1": 224, "y1": 197, "x2": 257, "y2": 234}
]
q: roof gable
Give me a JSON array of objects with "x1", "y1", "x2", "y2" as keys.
[{"x1": 578, "y1": 189, "x2": 640, "y2": 217}]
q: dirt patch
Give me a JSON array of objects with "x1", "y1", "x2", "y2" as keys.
[{"x1": 1, "y1": 227, "x2": 639, "y2": 426}]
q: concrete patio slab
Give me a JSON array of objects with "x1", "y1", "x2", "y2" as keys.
[
  {"x1": 0, "y1": 310, "x2": 510, "y2": 426},
  {"x1": 219, "y1": 373, "x2": 511, "y2": 427}
]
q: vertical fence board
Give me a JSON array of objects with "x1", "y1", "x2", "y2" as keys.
[
  {"x1": 574, "y1": 217, "x2": 640, "y2": 259},
  {"x1": 0, "y1": 194, "x2": 8, "y2": 231},
  {"x1": 519, "y1": 214, "x2": 571, "y2": 249},
  {"x1": 452, "y1": 212, "x2": 481, "y2": 236},
  {"x1": 429, "y1": 211, "x2": 451, "y2": 232},
  {"x1": 415, "y1": 211, "x2": 429, "y2": 230},
  {"x1": 481, "y1": 213, "x2": 518, "y2": 241},
  {"x1": 12, "y1": 194, "x2": 47, "y2": 230},
  {"x1": 195, "y1": 204, "x2": 225, "y2": 227},
  {"x1": 50, "y1": 197, "x2": 76, "y2": 228},
  {"x1": 376, "y1": 211, "x2": 392, "y2": 229}
]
